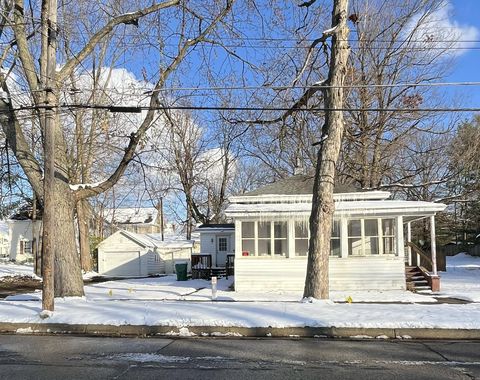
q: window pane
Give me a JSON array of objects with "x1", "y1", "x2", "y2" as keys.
[
  {"x1": 274, "y1": 240, "x2": 287, "y2": 256},
  {"x1": 274, "y1": 222, "x2": 287, "y2": 238},
  {"x1": 364, "y1": 219, "x2": 378, "y2": 236},
  {"x1": 330, "y1": 238, "x2": 340, "y2": 257},
  {"x1": 242, "y1": 239, "x2": 254, "y2": 256},
  {"x1": 383, "y1": 237, "x2": 395, "y2": 254},
  {"x1": 258, "y1": 239, "x2": 271, "y2": 256},
  {"x1": 382, "y1": 219, "x2": 394, "y2": 236},
  {"x1": 242, "y1": 222, "x2": 254, "y2": 238},
  {"x1": 348, "y1": 237, "x2": 362, "y2": 255},
  {"x1": 365, "y1": 236, "x2": 379, "y2": 255},
  {"x1": 258, "y1": 222, "x2": 270, "y2": 239},
  {"x1": 218, "y1": 238, "x2": 227, "y2": 251},
  {"x1": 295, "y1": 239, "x2": 309, "y2": 256},
  {"x1": 332, "y1": 220, "x2": 340, "y2": 238},
  {"x1": 295, "y1": 222, "x2": 308, "y2": 238},
  {"x1": 348, "y1": 220, "x2": 361, "y2": 236}
]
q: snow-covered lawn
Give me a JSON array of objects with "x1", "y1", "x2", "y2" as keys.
[
  {"x1": 0, "y1": 261, "x2": 40, "y2": 279},
  {"x1": 0, "y1": 253, "x2": 479, "y2": 329},
  {"x1": 438, "y1": 253, "x2": 480, "y2": 302}
]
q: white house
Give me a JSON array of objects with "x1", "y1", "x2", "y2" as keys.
[
  {"x1": 195, "y1": 224, "x2": 235, "y2": 267},
  {"x1": 0, "y1": 221, "x2": 9, "y2": 258},
  {"x1": 100, "y1": 207, "x2": 168, "y2": 235},
  {"x1": 225, "y1": 174, "x2": 446, "y2": 292},
  {"x1": 97, "y1": 230, "x2": 195, "y2": 277},
  {"x1": 7, "y1": 218, "x2": 42, "y2": 263}
]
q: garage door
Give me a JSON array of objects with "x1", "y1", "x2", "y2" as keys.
[{"x1": 101, "y1": 251, "x2": 142, "y2": 276}]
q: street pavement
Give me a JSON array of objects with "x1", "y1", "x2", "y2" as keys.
[{"x1": 0, "y1": 335, "x2": 479, "y2": 379}]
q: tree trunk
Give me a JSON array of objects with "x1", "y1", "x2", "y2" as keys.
[
  {"x1": 303, "y1": 0, "x2": 350, "y2": 299},
  {"x1": 77, "y1": 199, "x2": 93, "y2": 272},
  {"x1": 53, "y1": 182, "x2": 85, "y2": 296}
]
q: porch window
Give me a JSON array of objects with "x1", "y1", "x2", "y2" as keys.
[
  {"x1": 294, "y1": 222, "x2": 309, "y2": 256},
  {"x1": 273, "y1": 222, "x2": 287, "y2": 256},
  {"x1": 241, "y1": 222, "x2": 255, "y2": 256},
  {"x1": 348, "y1": 218, "x2": 395, "y2": 256},
  {"x1": 382, "y1": 219, "x2": 395, "y2": 254},
  {"x1": 294, "y1": 220, "x2": 341, "y2": 257},
  {"x1": 258, "y1": 222, "x2": 271, "y2": 256}
]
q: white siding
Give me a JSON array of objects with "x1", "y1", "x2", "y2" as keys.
[
  {"x1": 200, "y1": 233, "x2": 216, "y2": 254},
  {"x1": 234, "y1": 256, "x2": 406, "y2": 292},
  {"x1": 147, "y1": 250, "x2": 165, "y2": 275},
  {"x1": 160, "y1": 248, "x2": 192, "y2": 274}
]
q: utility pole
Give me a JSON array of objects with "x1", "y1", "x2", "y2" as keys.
[
  {"x1": 160, "y1": 196, "x2": 164, "y2": 241},
  {"x1": 42, "y1": 0, "x2": 58, "y2": 312}
]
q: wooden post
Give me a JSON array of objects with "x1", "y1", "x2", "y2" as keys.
[
  {"x1": 430, "y1": 215, "x2": 438, "y2": 276},
  {"x1": 407, "y1": 222, "x2": 412, "y2": 266},
  {"x1": 42, "y1": 0, "x2": 58, "y2": 312},
  {"x1": 395, "y1": 216, "x2": 404, "y2": 258}
]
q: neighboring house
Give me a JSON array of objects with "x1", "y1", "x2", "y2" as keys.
[
  {"x1": 0, "y1": 221, "x2": 9, "y2": 258},
  {"x1": 97, "y1": 230, "x2": 195, "y2": 277},
  {"x1": 7, "y1": 210, "x2": 42, "y2": 263},
  {"x1": 101, "y1": 207, "x2": 166, "y2": 235},
  {"x1": 195, "y1": 224, "x2": 235, "y2": 267},
  {"x1": 224, "y1": 174, "x2": 446, "y2": 292}
]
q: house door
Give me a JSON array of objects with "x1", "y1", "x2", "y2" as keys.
[{"x1": 216, "y1": 236, "x2": 229, "y2": 267}]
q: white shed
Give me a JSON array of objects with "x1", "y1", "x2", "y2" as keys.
[{"x1": 97, "y1": 230, "x2": 194, "y2": 277}]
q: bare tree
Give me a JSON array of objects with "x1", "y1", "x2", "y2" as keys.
[{"x1": 0, "y1": 0, "x2": 234, "y2": 298}]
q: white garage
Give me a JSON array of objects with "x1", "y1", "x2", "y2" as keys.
[
  {"x1": 97, "y1": 230, "x2": 194, "y2": 277},
  {"x1": 100, "y1": 250, "x2": 143, "y2": 277}
]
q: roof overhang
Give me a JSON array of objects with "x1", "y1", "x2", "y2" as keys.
[{"x1": 225, "y1": 200, "x2": 447, "y2": 219}]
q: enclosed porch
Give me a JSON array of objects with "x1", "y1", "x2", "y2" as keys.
[{"x1": 226, "y1": 193, "x2": 447, "y2": 293}]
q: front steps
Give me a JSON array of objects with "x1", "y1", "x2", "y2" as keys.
[{"x1": 405, "y1": 266, "x2": 432, "y2": 293}]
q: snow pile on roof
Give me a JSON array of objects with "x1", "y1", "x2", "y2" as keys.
[{"x1": 103, "y1": 207, "x2": 158, "y2": 224}]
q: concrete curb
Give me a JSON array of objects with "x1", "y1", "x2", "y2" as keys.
[{"x1": 1, "y1": 323, "x2": 480, "y2": 340}]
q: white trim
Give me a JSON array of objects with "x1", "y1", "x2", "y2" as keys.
[{"x1": 230, "y1": 191, "x2": 391, "y2": 204}]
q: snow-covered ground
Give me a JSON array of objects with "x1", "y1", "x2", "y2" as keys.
[
  {"x1": 438, "y1": 253, "x2": 480, "y2": 302},
  {"x1": 0, "y1": 261, "x2": 40, "y2": 279},
  {"x1": 0, "y1": 253, "x2": 479, "y2": 329}
]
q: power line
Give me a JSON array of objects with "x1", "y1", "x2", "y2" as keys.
[{"x1": 5, "y1": 103, "x2": 480, "y2": 113}]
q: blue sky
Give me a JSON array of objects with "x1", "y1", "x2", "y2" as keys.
[{"x1": 445, "y1": 0, "x2": 480, "y2": 106}]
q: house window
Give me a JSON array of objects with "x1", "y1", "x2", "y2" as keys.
[
  {"x1": 241, "y1": 222, "x2": 255, "y2": 256},
  {"x1": 218, "y1": 237, "x2": 228, "y2": 252},
  {"x1": 294, "y1": 220, "x2": 341, "y2": 257},
  {"x1": 24, "y1": 241, "x2": 32, "y2": 255},
  {"x1": 348, "y1": 218, "x2": 395, "y2": 256}
]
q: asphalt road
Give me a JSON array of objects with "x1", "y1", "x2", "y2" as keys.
[{"x1": 0, "y1": 335, "x2": 479, "y2": 379}]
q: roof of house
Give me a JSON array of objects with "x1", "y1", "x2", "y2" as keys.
[
  {"x1": 197, "y1": 223, "x2": 234, "y2": 229},
  {"x1": 102, "y1": 207, "x2": 159, "y2": 225},
  {"x1": 242, "y1": 174, "x2": 363, "y2": 196}
]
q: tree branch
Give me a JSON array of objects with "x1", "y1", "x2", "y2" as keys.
[{"x1": 57, "y1": 0, "x2": 180, "y2": 84}]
